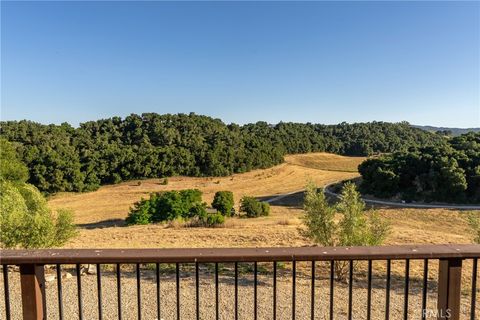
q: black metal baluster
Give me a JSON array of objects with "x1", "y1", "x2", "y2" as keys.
[
  {"x1": 234, "y1": 262, "x2": 238, "y2": 320},
  {"x1": 136, "y1": 264, "x2": 141, "y2": 320},
  {"x1": 311, "y1": 261, "x2": 315, "y2": 320},
  {"x1": 348, "y1": 261, "x2": 353, "y2": 320},
  {"x1": 215, "y1": 263, "x2": 219, "y2": 320},
  {"x1": 254, "y1": 262, "x2": 258, "y2": 320},
  {"x1": 403, "y1": 259, "x2": 410, "y2": 320},
  {"x1": 56, "y1": 264, "x2": 63, "y2": 320},
  {"x1": 76, "y1": 264, "x2": 83, "y2": 320},
  {"x1": 471, "y1": 258, "x2": 478, "y2": 320},
  {"x1": 156, "y1": 263, "x2": 160, "y2": 320},
  {"x1": 385, "y1": 260, "x2": 391, "y2": 320},
  {"x1": 330, "y1": 261, "x2": 334, "y2": 320},
  {"x1": 273, "y1": 262, "x2": 277, "y2": 320},
  {"x1": 176, "y1": 263, "x2": 180, "y2": 320},
  {"x1": 116, "y1": 264, "x2": 122, "y2": 320},
  {"x1": 292, "y1": 260, "x2": 296, "y2": 320},
  {"x1": 421, "y1": 259, "x2": 428, "y2": 320},
  {"x1": 97, "y1": 264, "x2": 103, "y2": 320},
  {"x1": 3, "y1": 265, "x2": 11, "y2": 320},
  {"x1": 196, "y1": 262, "x2": 200, "y2": 320},
  {"x1": 42, "y1": 266, "x2": 47, "y2": 320},
  {"x1": 367, "y1": 260, "x2": 372, "y2": 320}
]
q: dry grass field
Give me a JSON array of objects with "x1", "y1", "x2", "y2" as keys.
[
  {"x1": 48, "y1": 152, "x2": 361, "y2": 226},
  {"x1": 2, "y1": 152, "x2": 477, "y2": 320},
  {"x1": 284, "y1": 152, "x2": 366, "y2": 172},
  {"x1": 46, "y1": 152, "x2": 476, "y2": 249}
]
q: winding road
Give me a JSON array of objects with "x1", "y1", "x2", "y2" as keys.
[{"x1": 265, "y1": 183, "x2": 480, "y2": 210}]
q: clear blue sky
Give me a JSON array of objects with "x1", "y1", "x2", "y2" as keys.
[{"x1": 1, "y1": 1, "x2": 479, "y2": 127}]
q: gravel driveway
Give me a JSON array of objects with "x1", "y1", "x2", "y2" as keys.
[{"x1": 1, "y1": 263, "x2": 478, "y2": 320}]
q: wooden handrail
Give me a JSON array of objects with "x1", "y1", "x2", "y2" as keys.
[{"x1": 1, "y1": 244, "x2": 479, "y2": 264}]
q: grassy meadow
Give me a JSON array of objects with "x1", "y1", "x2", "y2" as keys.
[{"x1": 47, "y1": 153, "x2": 474, "y2": 249}]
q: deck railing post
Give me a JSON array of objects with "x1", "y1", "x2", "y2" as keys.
[
  {"x1": 20, "y1": 264, "x2": 45, "y2": 320},
  {"x1": 437, "y1": 258, "x2": 462, "y2": 320}
]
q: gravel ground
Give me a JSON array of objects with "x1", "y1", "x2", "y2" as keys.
[{"x1": 1, "y1": 263, "x2": 478, "y2": 320}]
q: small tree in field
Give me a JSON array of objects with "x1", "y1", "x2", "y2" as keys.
[
  {"x1": 301, "y1": 182, "x2": 336, "y2": 246},
  {"x1": 466, "y1": 211, "x2": 480, "y2": 243},
  {"x1": 240, "y1": 196, "x2": 270, "y2": 217},
  {"x1": 212, "y1": 191, "x2": 234, "y2": 216},
  {"x1": 301, "y1": 182, "x2": 389, "y2": 280}
]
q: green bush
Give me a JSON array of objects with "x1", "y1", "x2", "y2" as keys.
[
  {"x1": 189, "y1": 202, "x2": 208, "y2": 219},
  {"x1": 261, "y1": 202, "x2": 270, "y2": 216},
  {"x1": 202, "y1": 213, "x2": 225, "y2": 227},
  {"x1": 126, "y1": 198, "x2": 153, "y2": 225},
  {"x1": 466, "y1": 211, "x2": 480, "y2": 243},
  {"x1": 240, "y1": 196, "x2": 269, "y2": 218},
  {"x1": 126, "y1": 189, "x2": 206, "y2": 225},
  {"x1": 0, "y1": 181, "x2": 78, "y2": 248},
  {"x1": 212, "y1": 191, "x2": 234, "y2": 216},
  {"x1": 0, "y1": 139, "x2": 77, "y2": 249},
  {"x1": 301, "y1": 182, "x2": 389, "y2": 280},
  {"x1": 125, "y1": 189, "x2": 228, "y2": 228}
]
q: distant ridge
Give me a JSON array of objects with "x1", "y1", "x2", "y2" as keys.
[{"x1": 413, "y1": 125, "x2": 480, "y2": 136}]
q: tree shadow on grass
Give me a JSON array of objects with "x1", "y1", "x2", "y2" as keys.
[
  {"x1": 77, "y1": 218, "x2": 125, "y2": 229},
  {"x1": 256, "y1": 191, "x2": 305, "y2": 209}
]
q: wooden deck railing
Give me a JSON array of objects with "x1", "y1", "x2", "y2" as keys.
[{"x1": 1, "y1": 244, "x2": 479, "y2": 320}]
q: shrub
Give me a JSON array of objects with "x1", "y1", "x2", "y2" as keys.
[
  {"x1": 202, "y1": 213, "x2": 225, "y2": 227},
  {"x1": 160, "y1": 178, "x2": 169, "y2": 185},
  {"x1": 301, "y1": 182, "x2": 389, "y2": 280},
  {"x1": 54, "y1": 209, "x2": 78, "y2": 245},
  {"x1": 0, "y1": 139, "x2": 77, "y2": 249},
  {"x1": 301, "y1": 182, "x2": 336, "y2": 246},
  {"x1": 261, "y1": 202, "x2": 270, "y2": 216},
  {"x1": 212, "y1": 191, "x2": 234, "y2": 216},
  {"x1": 0, "y1": 181, "x2": 78, "y2": 248},
  {"x1": 240, "y1": 196, "x2": 269, "y2": 218},
  {"x1": 126, "y1": 198, "x2": 153, "y2": 225},
  {"x1": 126, "y1": 189, "x2": 206, "y2": 224},
  {"x1": 189, "y1": 202, "x2": 208, "y2": 219},
  {"x1": 466, "y1": 211, "x2": 480, "y2": 243},
  {"x1": 126, "y1": 189, "x2": 228, "y2": 227}
]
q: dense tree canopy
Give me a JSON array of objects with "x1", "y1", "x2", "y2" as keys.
[
  {"x1": 359, "y1": 132, "x2": 480, "y2": 203},
  {"x1": 1, "y1": 113, "x2": 445, "y2": 194}
]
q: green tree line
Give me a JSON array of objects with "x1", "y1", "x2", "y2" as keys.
[
  {"x1": 1, "y1": 113, "x2": 445, "y2": 194},
  {"x1": 359, "y1": 132, "x2": 480, "y2": 203}
]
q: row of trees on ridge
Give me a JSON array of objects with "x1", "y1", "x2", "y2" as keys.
[
  {"x1": 0, "y1": 113, "x2": 445, "y2": 194},
  {"x1": 358, "y1": 132, "x2": 480, "y2": 203}
]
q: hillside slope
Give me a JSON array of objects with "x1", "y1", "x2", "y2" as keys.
[{"x1": 49, "y1": 153, "x2": 361, "y2": 224}]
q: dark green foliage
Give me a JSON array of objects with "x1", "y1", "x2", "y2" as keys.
[
  {"x1": 240, "y1": 196, "x2": 270, "y2": 218},
  {"x1": 125, "y1": 198, "x2": 153, "y2": 225},
  {"x1": 0, "y1": 140, "x2": 77, "y2": 248},
  {"x1": 0, "y1": 138, "x2": 29, "y2": 183},
  {"x1": 359, "y1": 132, "x2": 480, "y2": 203},
  {"x1": 125, "y1": 189, "x2": 205, "y2": 225},
  {"x1": 1, "y1": 114, "x2": 445, "y2": 194},
  {"x1": 201, "y1": 212, "x2": 225, "y2": 227},
  {"x1": 212, "y1": 191, "x2": 235, "y2": 216},
  {"x1": 188, "y1": 202, "x2": 208, "y2": 220},
  {"x1": 261, "y1": 202, "x2": 270, "y2": 216}
]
